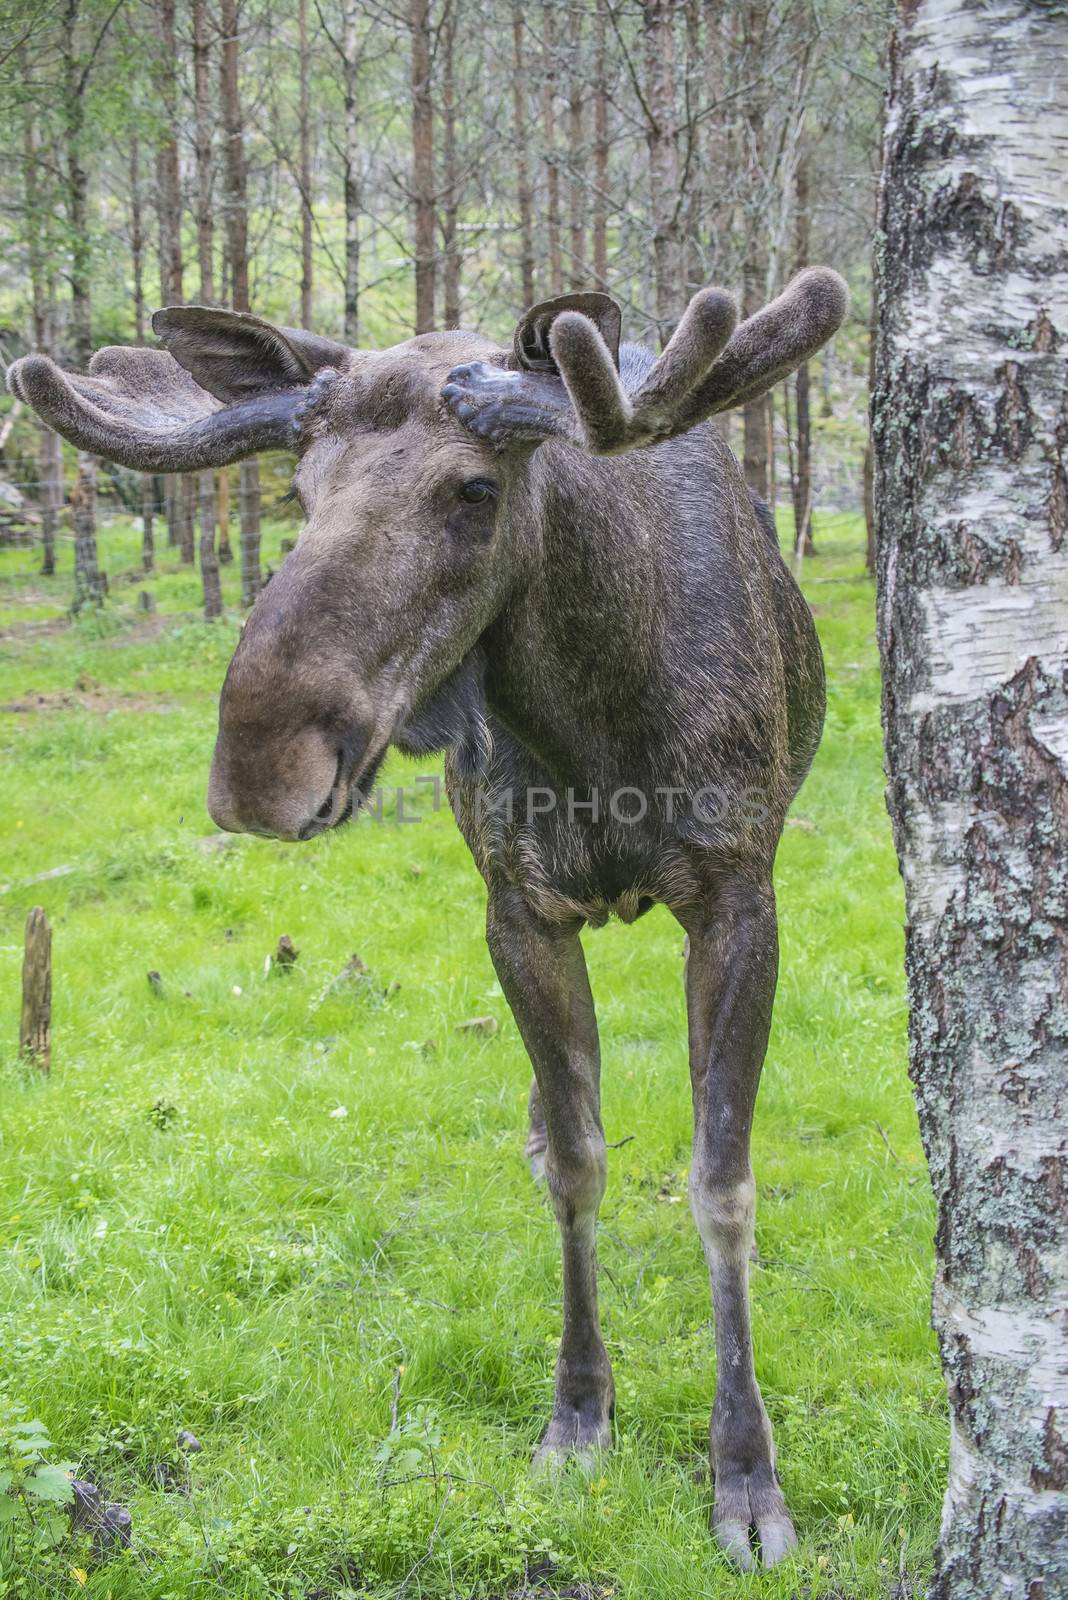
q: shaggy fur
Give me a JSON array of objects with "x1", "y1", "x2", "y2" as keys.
[{"x1": 7, "y1": 272, "x2": 846, "y2": 1570}]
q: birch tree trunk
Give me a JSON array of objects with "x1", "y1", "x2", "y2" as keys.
[{"x1": 874, "y1": 4, "x2": 1068, "y2": 1595}]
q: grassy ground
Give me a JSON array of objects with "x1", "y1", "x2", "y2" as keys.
[{"x1": 0, "y1": 513, "x2": 944, "y2": 1599}]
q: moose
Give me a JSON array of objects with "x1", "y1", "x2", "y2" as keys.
[{"x1": 9, "y1": 264, "x2": 847, "y2": 1568}]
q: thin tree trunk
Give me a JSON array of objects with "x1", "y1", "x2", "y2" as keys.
[
  {"x1": 410, "y1": 0, "x2": 435, "y2": 333},
  {"x1": 193, "y1": 0, "x2": 215, "y2": 303},
  {"x1": 643, "y1": 0, "x2": 681, "y2": 341},
  {"x1": 682, "y1": 0, "x2": 703, "y2": 293},
  {"x1": 792, "y1": 132, "x2": 813, "y2": 554},
  {"x1": 156, "y1": 0, "x2": 184, "y2": 551},
  {"x1": 342, "y1": 0, "x2": 360, "y2": 342},
  {"x1": 62, "y1": 0, "x2": 103, "y2": 608},
  {"x1": 239, "y1": 460, "x2": 261, "y2": 610},
  {"x1": 512, "y1": 3, "x2": 536, "y2": 305},
  {"x1": 741, "y1": 0, "x2": 770, "y2": 500},
  {"x1": 199, "y1": 467, "x2": 223, "y2": 619},
  {"x1": 70, "y1": 453, "x2": 103, "y2": 612},
  {"x1": 130, "y1": 134, "x2": 155, "y2": 574},
  {"x1": 21, "y1": 100, "x2": 61, "y2": 577},
  {"x1": 298, "y1": 0, "x2": 314, "y2": 329},
  {"x1": 591, "y1": 0, "x2": 608, "y2": 291},
  {"x1": 220, "y1": 0, "x2": 260, "y2": 606},
  {"x1": 441, "y1": 1, "x2": 461, "y2": 327},
  {"x1": 566, "y1": 0, "x2": 585, "y2": 290},
  {"x1": 541, "y1": 0, "x2": 563, "y2": 296},
  {"x1": 192, "y1": 0, "x2": 224, "y2": 597},
  {"x1": 874, "y1": 5, "x2": 1068, "y2": 1596}
]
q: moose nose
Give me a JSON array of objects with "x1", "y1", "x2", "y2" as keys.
[{"x1": 207, "y1": 726, "x2": 355, "y2": 842}]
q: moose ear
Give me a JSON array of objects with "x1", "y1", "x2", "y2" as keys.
[
  {"x1": 151, "y1": 307, "x2": 350, "y2": 404},
  {"x1": 512, "y1": 292, "x2": 622, "y2": 374}
]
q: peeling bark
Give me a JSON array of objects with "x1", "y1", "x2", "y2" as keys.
[{"x1": 874, "y1": 4, "x2": 1068, "y2": 1594}]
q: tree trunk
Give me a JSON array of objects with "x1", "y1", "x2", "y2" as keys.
[
  {"x1": 298, "y1": 0, "x2": 314, "y2": 329},
  {"x1": 541, "y1": 0, "x2": 563, "y2": 296},
  {"x1": 191, "y1": 0, "x2": 223, "y2": 600},
  {"x1": 410, "y1": 0, "x2": 435, "y2": 333},
  {"x1": 20, "y1": 907, "x2": 52, "y2": 1075},
  {"x1": 62, "y1": 0, "x2": 104, "y2": 607},
  {"x1": 156, "y1": 0, "x2": 184, "y2": 551},
  {"x1": 130, "y1": 135, "x2": 156, "y2": 574},
  {"x1": 591, "y1": 0, "x2": 608, "y2": 291},
  {"x1": 199, "y1": 469, "x2": 223, "y2": 619},
  {"x1": 342, "y1": 0, "x2": 360, "y2": 342},
  {"x1": 178, "y1": 476, "x2": 196, "y2": 565},
  {"x1": 192, "y1": 0, "x2": 215, "y2": 304},
  {"x1": 440, "y1": 1, "x2": 461, "y2": 327},
  {"x1": 566, "y1": 0, "x2": 585, "y2": 290},
  {"x1": 874, "y1": 5, "x2": 1068, "y2": 1596},
  {"x1": 511, "y1": 3, "x2": 536, "y2": 305},
  {"x1": 740, "y1": 0, "x2": 770, "y2": 500},
  {"x1": 220, "y1": 0, "x2": 260, "y2": 605},
  {"x1": 791, "y1": 134, "x2": 814, "y2": 555},
  {"x1": 21, "y1": 100, "x2": 61, "y2": 578},
  {"x1": 643, "y1": 0, "x2": 681, "y2": 339},
  {"x1": 70, "y1": 452, "x2": 103, "y2": 612},
  {"x1": 239, "y1": 460, "x2": 261, "y2": 610}
]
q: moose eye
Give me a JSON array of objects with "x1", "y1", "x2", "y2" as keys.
[{"x1": 458, "y1": 478, "x2": 496, "y2": 505}]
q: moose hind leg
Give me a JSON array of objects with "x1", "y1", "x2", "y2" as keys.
[
  {"x1": 486, "y1": 890, "x2": 613, "y2": 1463},
  {"x1": 684, "y1": 877, "x2": 797, "y2": 1569}
]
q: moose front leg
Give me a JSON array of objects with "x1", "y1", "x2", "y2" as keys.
[
  {"x1": 485, "y1": 890, "x2": 613, "y2": 1463},
  {"x1": 683, "y1": 876, "x2": 797, "y2": 1570}
]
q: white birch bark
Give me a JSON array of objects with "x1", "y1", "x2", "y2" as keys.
[{"x1": 874, "y1": 3, "x2": 1068, "y2": 1595}]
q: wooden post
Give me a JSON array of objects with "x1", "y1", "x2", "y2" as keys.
[{"x1": 20, "y1": 907, "x2": 51, "y2": 1073}]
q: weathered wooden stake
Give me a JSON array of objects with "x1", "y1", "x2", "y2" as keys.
[{"x1": 20, "y1": 906, "x2": 51, "y2": 1072}]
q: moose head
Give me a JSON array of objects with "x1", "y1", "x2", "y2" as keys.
[{"x1": 7, "y1": 269, "x2": 847, "y2": 842}]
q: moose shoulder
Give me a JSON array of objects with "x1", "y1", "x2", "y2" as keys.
[{"x1": 8, "y1": 268, "x2": 847, "y2": 1569}]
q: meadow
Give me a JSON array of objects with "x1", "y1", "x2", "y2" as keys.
[{"x1": 0, "y1": 513, "x2": 945, "y2": 1598}]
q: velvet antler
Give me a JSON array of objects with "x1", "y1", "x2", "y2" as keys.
[
  {"x1": 6, "y1": 309, "x2": 350, "y2": 474},
  {"x1": 442, "y1": 268, "x2": 849, "y2": 456},
  {"x1": 6, "y1": 348, "x2": 310, "y2": 473}
]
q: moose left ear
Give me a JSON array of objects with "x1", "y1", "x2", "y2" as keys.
[
  {"x1": 151, "y1": 306, "x2": 350, "y2": 404},
  {"x1": 512, "y1": 292, "x2": 622, "y2": 374}
]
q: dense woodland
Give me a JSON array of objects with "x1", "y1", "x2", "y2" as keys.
[{"x1": 0, "y1": 0, "x2": 889, "y2": 613}]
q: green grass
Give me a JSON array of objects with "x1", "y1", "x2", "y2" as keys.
[{"x1": 0, "y1": 514, "x2": 943, "y2": 1598}]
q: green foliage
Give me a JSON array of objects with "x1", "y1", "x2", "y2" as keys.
[
  {"x1": 0, "y1": 514, "x2": 943, "y2": 1597},
  {"x1": 0, "y1": 1399, "x2": 74, "y2": 1579}
]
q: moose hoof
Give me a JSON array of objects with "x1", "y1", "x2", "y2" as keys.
[
  {"x1": 712, "y1": 1472, "x2": 797, "y2": 1570},
  {"x1": 533, "y1": 1409, "x2": 613, "y2": 1473}
]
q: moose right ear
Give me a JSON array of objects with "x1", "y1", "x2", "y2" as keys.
[
  {"x1": 151, "y1": 307, "x2": 350, "y2": 404},
  {"x1": 512, "y1": 292, "x2": 622, "y2": 374}
]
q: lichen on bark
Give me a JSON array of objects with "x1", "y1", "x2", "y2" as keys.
[{"x1": 874, "y1": 2, "x2": 1068, "y2": 1595}]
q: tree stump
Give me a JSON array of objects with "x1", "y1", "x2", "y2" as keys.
[{"x1": 20, "y1": 906, "x2": 51, "y2": 1072}]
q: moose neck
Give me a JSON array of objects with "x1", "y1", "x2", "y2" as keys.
[{"x1": 480, "y1": 436, "x2": 682, "y2": 786}]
